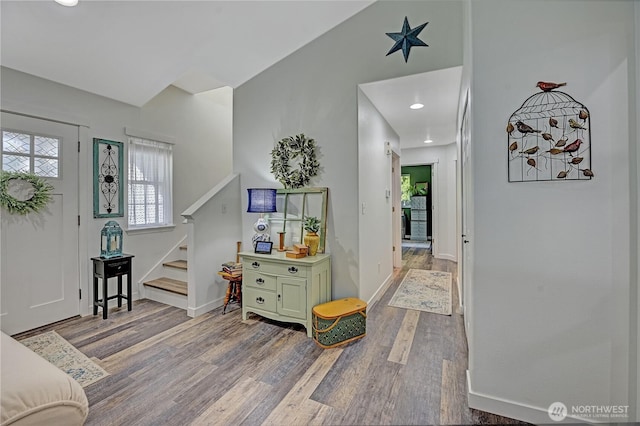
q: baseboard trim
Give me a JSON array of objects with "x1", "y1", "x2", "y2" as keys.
[
  {"x1": 187, "y1": 296, "x2": 225, "y2": 318},
  {"x1": 435, "y1": 252, "x2": 457, "y2": 262},
  {"x1": 466, "y1": 371, "x2": 592, "y2": 424},
  {"x1": 366, "y1": 272, "x2": 394, "y2": 310}
]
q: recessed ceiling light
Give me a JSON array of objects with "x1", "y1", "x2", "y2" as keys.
[
  {"x1": 410, "y1": 103, "x2": 424, "y2": 110},
  {"x1": 55, "y1": 0, "x2": 78, "y2": 6},
  {"x1": 424, "y1": 139, "x2": 433, "y2": 144}
]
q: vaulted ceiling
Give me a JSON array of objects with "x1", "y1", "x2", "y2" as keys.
[
  {"x1": 1, "y1": 0, "x2": 373, "y2": 107},
  {"x1": 1, "y1": 0, "x2": 460, "y2": 149}
]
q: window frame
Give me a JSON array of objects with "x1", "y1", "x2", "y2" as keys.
[
  {"x1": 127, "y1": 136, "x2": 174, "y2": 232},
  {"x1": 1, "y1": 128, "x2": 62, "y2": 179}
]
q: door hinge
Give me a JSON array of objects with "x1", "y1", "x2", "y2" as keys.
[
  {"x1": 392, "y1": 206, "x2": 395, "y2": 212},
  {"x1": 79, "y1": 289, "x2": 82, "y2": 299},
  {"x1": 78, "y1": 215, "x2": 80, "y2": 226},
  {"x1": 393, "y1": 246, "x2": 396, "y2": 252},
  {"x1": 78, "y1": 141, "x2": 81, "y2": 152}
]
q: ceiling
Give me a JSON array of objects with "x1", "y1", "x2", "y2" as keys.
[
  {"x1": 1, "y1": 0, "x2": 461, "y2": 150},
  {"x1": 359, "y1": 66, "x2": 462, "y2": 149}
]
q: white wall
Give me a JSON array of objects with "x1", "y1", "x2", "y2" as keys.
[
  {"x1": 635, "y1": 3, "x2": 640, "y2": 421},
  {"x1": 357, "y1": 89, "x2": 399, "y2": 303},
  {"x1": 1, "y1": 67, "x2": 233, "y2": 315},
  {"x1": 185, "y1": 174, "x2": 242, "y2": 317},
  {"x1": 467, "y1": 1, "x2": 636, "y2": 423},
  {"x1": 233, "y1": 0, "x2": 463, "y2": 300},
  {"x1": 401, "y1": 143, "x2": 457, "y2": 261}
]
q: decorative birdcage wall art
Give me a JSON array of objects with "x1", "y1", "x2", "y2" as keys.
[{"x1": 507, "y1": 88, "x2": 593, "y2": 182}]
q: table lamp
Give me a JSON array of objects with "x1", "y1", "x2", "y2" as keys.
[{"x1": 247, "y1": 188, "x2": 277, "y2": 248}]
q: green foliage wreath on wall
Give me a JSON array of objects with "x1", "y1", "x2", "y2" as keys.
[
  {"x1": 0, "y1": 171, "x2": 54, "y2": 215},
  {"x1": 270, "y1": 133, "x2": 320, "y2": 189}
]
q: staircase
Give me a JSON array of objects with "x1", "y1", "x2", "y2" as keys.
[{"x1": 142, "y1": 244, "x2": 189, "y2": 308}]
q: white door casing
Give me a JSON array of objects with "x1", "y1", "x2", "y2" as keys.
[{"x1": 0, "y1": 112, "x2": 80, "y2": 335}]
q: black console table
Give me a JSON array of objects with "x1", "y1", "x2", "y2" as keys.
[{"x1": 91, "y1": 254, "x2": 134, "y2": 319}]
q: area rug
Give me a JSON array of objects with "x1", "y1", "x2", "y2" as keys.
[
  {"x1": 19, "y1": 331, "x2": 109, "y2": 387},
  {"x1": 388, "y1": 269, "x2": 452, "y2": 315}
]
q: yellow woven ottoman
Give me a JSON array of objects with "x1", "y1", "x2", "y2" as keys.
[{"x1": 312, "y1": 298, "x2": 367, "y2": 348}]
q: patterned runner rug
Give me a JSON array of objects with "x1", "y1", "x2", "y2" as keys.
[
  {"x1": 19, "y1": 330, "x2": 109, "y2": 387},
  {"x1": 388, "y1": 269, "x2": 452, "y2": 315}
]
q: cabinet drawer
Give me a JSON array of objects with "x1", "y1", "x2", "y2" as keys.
[
  {"x1": 411, "y1": 210, "x2": 427, "y2": 221},
  {"x1": 246, "y1": 259, "x2": 307, "y2": 278},
  {"x1": 244, "y1": 287, "x2": 277, "y2": 312},
  {"x1": 104, "y1": 260, "x2": 130, "y2": 276},
  {"x1": 244, "y1": 271, "x2": 276, "y2": 291}
]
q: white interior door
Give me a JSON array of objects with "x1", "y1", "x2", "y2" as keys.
[
  {"x1": 392, "y1": 152, "x2": 402, "y2": 268},
  {"x1": 1, "y1": 112, "x2": 79, "y2": 335},
  {"x1": 460, "y1": 93, "x2": 473, "y2": 342}
]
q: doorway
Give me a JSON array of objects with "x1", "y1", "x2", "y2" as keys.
[
  {"x1": 0, "y1": 112, "x2": 80, "y2": 335},
  {"x1": 401, "y1": 164, "x2": 432, "y2": 255}
]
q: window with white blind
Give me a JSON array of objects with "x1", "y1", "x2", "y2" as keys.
[
  {"x1": 127, "y1": 137, "x2": 173, "y2": 229},
  {"x1": 1, "y1": 130, "x2": 60, "y2": 177}
]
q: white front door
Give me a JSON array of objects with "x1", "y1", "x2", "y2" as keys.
[{"x1": 1, "y1": 112, "x2": 80, "y2": 335}]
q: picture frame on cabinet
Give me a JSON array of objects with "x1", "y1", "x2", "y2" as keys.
[{"x1": 254, "y1": 241, "x2": 273, "y2": 254}]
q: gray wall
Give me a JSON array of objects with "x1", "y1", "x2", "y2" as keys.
[
  {"x1": 1, "y1": 67, "x2": 233, "y2": 314},
  {"x1": 357, "y1": 88, "x2": 399, "y2": 303},
  {"x1": 467, "y1": 0, "x2": 637, "y2": 423},
  {"x1": 233, "y1": 0, "x2": 463, "y2": 299}
]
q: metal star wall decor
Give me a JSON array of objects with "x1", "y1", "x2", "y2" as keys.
[{"x1": 386, "y1": 16, "x2": 428, "y2": 63}]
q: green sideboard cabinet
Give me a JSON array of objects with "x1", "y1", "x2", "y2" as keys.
[{"x1": 239, "y1": 251, "x2": 331, "y2": 337}]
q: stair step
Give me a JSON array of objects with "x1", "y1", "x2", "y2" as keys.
[
  {"x1": 163, "y1": 260, "x2": 187, "y2": 270},
  {"x1": 144, "y1": 277, "x2": 188, "y2": 295}
]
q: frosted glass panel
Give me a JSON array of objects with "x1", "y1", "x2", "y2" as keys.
[
  {"x1": 34, "y1": 158, "x2": 58, "y2": 177},
  {"x1": 2, "y1": 155, "x2": 29, "y2": 173},
  {"x1": 34, "y1": 137, "x2": 59, "y2": 157},
  {"x1": 2, "y1": 132, "x2": 30, "y2": 154}
]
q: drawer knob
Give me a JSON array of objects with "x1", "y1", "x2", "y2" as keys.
[
  {"x1": 256, "y1": 297, "x2": 265, "y2": 304},
  {"x1": 288, "y1": 266, "x2": 298, "y2": 274},
  {"x1": 256, "y1": 278, "x2": 264, "y2": 285},
  {"x1": 252, "y1": 261, "x2": 260, "y2": 268}
]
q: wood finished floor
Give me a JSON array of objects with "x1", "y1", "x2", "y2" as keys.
[{"x1": 14, "y1": 247, "x2": 529, "y2": 426}]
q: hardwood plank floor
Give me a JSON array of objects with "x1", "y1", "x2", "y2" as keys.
[{"x1": 13, "y1": 248, "x2": 529, "y2": 425}]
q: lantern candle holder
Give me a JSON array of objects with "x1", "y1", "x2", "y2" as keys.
[{"x1": 100, "y1": 220, "x2": 123, "y2": 258}]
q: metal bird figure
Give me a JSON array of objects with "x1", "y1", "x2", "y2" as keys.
[
  {"x1": 541, "y1": 133, "x2": 554, "y2": 141},
  {"x1": 563, "y1": 138, "x2": 582, "y2": 156},
  {"x1": 506, "y1": 122, "x2": 514, "y2": 135},
  {"x1": 516, "y1": 121, "x2": 541, "y2": 134},
  {"x1": 555, "y1": 137, "x2": 568, "y2": 147},
  {"x1": 549, "y1": 117, "x2": 559, "y2": 128},
  {"x1": 579, "y1": 110, "x2": 589, "y2": 121},
  {"x1": 526, "y1": 158, "x2": 540, "y2": 174},
  {"x1": 519, "y1": 146, "x2": 540, "y2": 155},
  {"x1": 568, "y1": 118, "x2": 587, "y2": 130},
  {"x1": 536, "y1": 81, "x2": 567, "y2": 92}
]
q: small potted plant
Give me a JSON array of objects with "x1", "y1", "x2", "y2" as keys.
[{"x1": 303, "y1": 216, "x2": 321, "y2": 255}]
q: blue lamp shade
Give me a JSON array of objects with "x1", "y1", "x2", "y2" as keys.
[
  {"x1": 100, "y1": 220, "x2": 123, "y2": 258},
  {"x1": 247, "y1": 188, "x2": 277, "y2": 213}
]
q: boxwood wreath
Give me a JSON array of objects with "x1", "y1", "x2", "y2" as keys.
[
  {"x1": 0, "y1": 171, "x2": 54, "y2": 215},
  {"x1": 270, "y1": 133, "x2": 320, "y2": 189}
]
